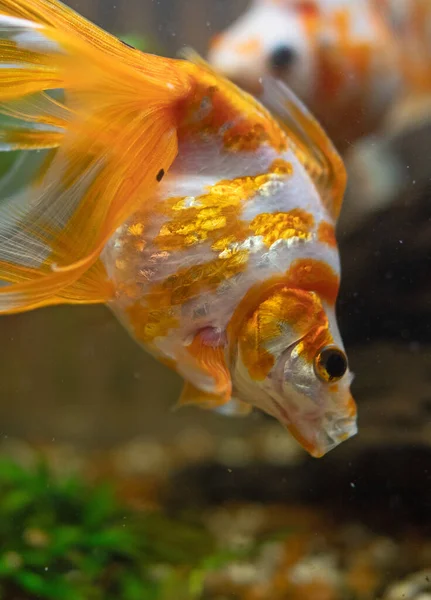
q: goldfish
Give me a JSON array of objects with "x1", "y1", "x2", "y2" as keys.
[
  {"x1": 208, "y1": 0, "x2": 405, "y2": 151},
  {"x1": 0, "y1": 0, "x2": 357, "y2": 457}
]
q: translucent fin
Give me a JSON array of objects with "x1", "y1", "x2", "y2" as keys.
[
  {"x1": 58, "y1": 259, "x2": 114, "y2": 305},
  {"x1": 215, "y1": 397, "x2": 252, "y2": 417},
  {"x1": 177, "y1": 381, "x2": 230, "y2": 411},
  {"x1": 0, "y1": 92, "x2": 70, "y2": 131},
  {"x1": 0, "y1": 0, "x2": 192, "y2": 313},
  {"x1": 0, "y1": 122, "x2": 63, "y2": 150},
  {"x1": 184, "y1": 330, "x2": 232, "y2": 401},
  {"x1": 260, "y1": 77, "x2": 347, "y2": 222},
  {"x1": 0, "y1": 258, "x2": 113, "y2": 311}
]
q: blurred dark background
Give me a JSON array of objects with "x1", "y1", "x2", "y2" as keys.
[{"x1": 73, "y1": 0, "x2": 249, "y2": 56}]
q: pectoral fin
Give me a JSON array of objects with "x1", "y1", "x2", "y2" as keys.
[
  {"x1": 185, "y1": 329, "x2": 232, "y2": 400},
  {"x1": 215, "y1": 397, "x2": 252, "y2": 417},
  {"x1": 176, "y1": 381, "x2": 230, "y2": 411}
]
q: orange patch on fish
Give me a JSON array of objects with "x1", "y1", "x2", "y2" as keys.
[
  {"x1": 230, "y1": 259, "x2": 339, "y2": 332},
  {"x1": 286, "y1": 258, "x2": 340, "y2": 305},
  {"x1": 317, "y1": 221, "x2": 337, "y2": 247},
  {"x1": 233, "y1": 38, "x2": 263, "y2": 56},
  {"x1": 126, "y1": 302, "x2": 179, "y2": 345},
  {"x1": 346, "y1": 394, "x2": 357, "y2": 418},
  {"x1": 333, "y1": 8, "x2": 351, "y2": 46},
  {"x1": 209, "y1": 33, "x2": 224, "y2": 51},
  {"x1": 155, "y1": 161, "x2": 292, "y2": 252},
  {"x1": 178, "y1": 66, "x2": 288, "y2": 153},
  {"x1": 295, "y1": 316, "x2": 332, "y2": 363},
  {"x1": 239, "y1": 339, "x2": 276, "y2": 381},
  {"x1": 229, "y1": 259, "x2": 340, "y2": 379},
  {"x1": 295, "y1": 1, "x2": 320, "y2": 18},
  {"x1": 318, "y1": 8, "x2": 373, "y2": 100},
  {"x1": 270, "y1": 158, "x2": 293, "y2": 175},
  {"x1": 238, "y1": 287, "x2": 326, "y2": 380},
  {"x1": 128, "y1": 222, "x2": 144, "y2": 236},
  {"x1": 146, "y1": 248, "x2": 249, "y2": 309},
  {"x1": 237, "y1": 288, "x2": 277, "y2": 380},
  {"x1": 249, "y1": 209, "x2": 314, "y2": 247}
]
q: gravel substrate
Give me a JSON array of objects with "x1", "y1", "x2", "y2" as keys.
[{"x1": 0, "y1": 434, "x2": 429, "y2": 599}]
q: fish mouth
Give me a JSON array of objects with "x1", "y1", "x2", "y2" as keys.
[{"x1": 271, "y1": 399, "x2": 358, "y2": 458}]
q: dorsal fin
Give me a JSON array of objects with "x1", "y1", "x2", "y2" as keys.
[{"x1": 260, "y1": 77, "x2": 347, "y2": 222}]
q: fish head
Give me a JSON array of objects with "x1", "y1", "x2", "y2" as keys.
[
  {"x1": 208, "y1": 0, "x2": 316, "y2": 102},
  {"x1": 230, "y1": 272, "x2": 357, "y2": 458}
]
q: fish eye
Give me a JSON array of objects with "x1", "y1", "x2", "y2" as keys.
[
  {"x1": 269, "y1": 45, "x2": 296, "y2": 71},
  {"x1": 314, "y1": 346, "x2": 348, "y2": 383}
]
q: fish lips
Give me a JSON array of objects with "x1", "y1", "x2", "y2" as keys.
[{"x1": 271, "y1": 396, "x2": 358, "y2": 458}]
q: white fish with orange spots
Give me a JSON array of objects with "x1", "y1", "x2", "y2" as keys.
[
  {"x1": 0, "y1": 0, "x2": 356, "y2": 457},
  {"x1": 208, "y1": 0, "x2": 420, "y2": 151}
]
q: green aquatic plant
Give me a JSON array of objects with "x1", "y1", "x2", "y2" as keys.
[
  {"x1": 0, "y1": 458, "x2": 271, "y2": 600},
  {"x1": 0, "y1": 458, "x2": 152, "y2": 599}
]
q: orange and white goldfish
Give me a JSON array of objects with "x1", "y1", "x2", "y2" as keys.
[
  {"x1": 0, "y1": 0, "x2": 357, "y2": 457},
  {"x1": 208, "y1": 0, "x2": 404, "y2": 150}
]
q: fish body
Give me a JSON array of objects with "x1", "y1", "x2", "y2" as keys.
[
  {"x1": 0, "y1": 0, "x2": 356, "y2": 457},
  {"x1": 103, "y1": 77, "x2": 356, "y2": 456},
  {"x1": 208, "y1": 0, "x2": 415, "y2": 150}
]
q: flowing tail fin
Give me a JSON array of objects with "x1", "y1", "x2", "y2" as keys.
[{"x1": 0, "y1": 0, "x2": 192, "y2": 313}]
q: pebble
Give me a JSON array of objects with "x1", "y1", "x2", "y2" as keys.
[
  {"x1": 113, "y1": 436, "x2": 171, "y2": 476},
  {"x1": 216, "y1": 436, "x2": 254, "y2": 467},
  {"x1": 173, "y1": 426, "x2": 216, "y2": 463},
  {"x1": 383, "y1": 571, "x2": 431, "y2": 600},
  {"x1": 253, "y1": 424, "x2": 303, "y2": 465}
]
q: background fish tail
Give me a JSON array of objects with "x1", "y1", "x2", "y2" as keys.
[{"x1": 0, "y1": 0, "x2": 191, "y2": 313}]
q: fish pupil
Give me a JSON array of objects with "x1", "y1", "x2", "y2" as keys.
[
  {"x1": 323, "y1": 351, "x2": 347, "y2": 379},
  {"x1": 269, "y1": 45, "x2": 296, "y2": 70}
]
